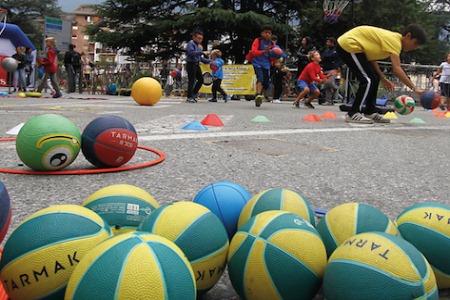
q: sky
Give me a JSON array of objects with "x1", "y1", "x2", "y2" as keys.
[{"x1": 58, "y1": 0, "x2": 105, "y2": 13}]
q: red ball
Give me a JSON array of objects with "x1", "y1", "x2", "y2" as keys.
[
  {"x1": 269, "y1": 47, "x2": 284, "y2": 59},
  {"x1": 81, "y1": 116, "x2": 138, "y2": 168},
  {"x1": 210, "y1": 61, "x2": 219, "y2": 71},
  {"x1": 420, "y1": 90, "x2": 440, "y2": 110},
  {"x1": 0, "y1": 181, "x2": 11, "y2": 244}
]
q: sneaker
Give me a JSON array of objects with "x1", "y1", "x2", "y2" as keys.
[
  {"x1": 345, "y1": 112, "x2": 374, "y2": 124},
  {"x1": 208, "y1": 98, "x2": 218, "y2": 102},
  {"x1": 224, "y1": 95, "x2": 228, "y2": 103},
  {"x1": 186, "y1": 98, "x2": 197, "y2": 103},
  {"x1": 52, "y1": 92, "x2": 62, "y2": 98},
  {"x1": 321, "y1": 101, "x2": 333, "y2": 106},
  {"x1": 255, "y1": 95, "x2": 263, "y2": 107},
  {"x1": 292, "y1": 101, "x2": 300, "y2": 108},
  {"x1": 263, "y1": 96, "x2": 270, "y2": 102},
  {"x1": 364, "y1": 112, "x2": 390, "y2": 123},
  {"x1": 304, "y1": 101, "x2": 315, "y2": 109},
  {"x1": 440, "y1": 104, "x2": 447, "y2": 111},
  {"x1": 271, "y1": 99, "x2": 281, "y2": 103}
]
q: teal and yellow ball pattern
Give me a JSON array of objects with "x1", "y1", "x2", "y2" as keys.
[
  {"x1": 138, "y1": 201, "x2": 229, "y2": 293},
  {"x1": 238, "y1": 187, "x2": 316, "y2": 229},
  {"x1": 0, "y1": 205, "x2": 112, "y2": 300},
  {"x1": 316, "y1": 202, "x2": 398, "y2": 257},
  {"x1": 64, "y1": 232, "x2": 196, "y2": 300},
  {"x1": 228, "y1": 210, "x2": 327, "y2": 300},
  {"x1": 323, "y1": 232, "x2": 438, "y2": 300},
  {"x1": 396, "y1": 202, "x2": 450, "y2": 289},
  {"x1": 82, "y1": 184, "x2": 159, "y2": 235},
  {"x1": 15, "y1": 114, "x2": 81, "y2": 171}
]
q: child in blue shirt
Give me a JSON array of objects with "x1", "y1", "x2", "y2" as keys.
[
  {"x1": 249, "y1": 24, "x2": 274, "y2": 107},
  {"x1": 209, "y1": 49, "x2": 228, "y2": 102}
]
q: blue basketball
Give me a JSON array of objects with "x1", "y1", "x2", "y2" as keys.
[
  {"x1": 0, "y1": 181, "x2": 11, "y2": 244},
  {"x1": 193, "y1": 181, "x2": 251, "y2": 239},
  {"x1": 420, "y1": 90, "x2": 440, "y2": 109},
  {"x1": 81, "y1": 115, "x2": 138, "y2": 168}
]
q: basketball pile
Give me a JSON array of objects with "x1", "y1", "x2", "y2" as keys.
[
  {"x1": 15, "y1": 114, "x2": 139, "y2": 171},
  {"x1": 1, "y1": 179, "x2": 449, "y2": 299}
]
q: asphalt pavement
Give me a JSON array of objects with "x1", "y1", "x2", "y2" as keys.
[{"x1": 1, "y1": 89, "x2": 450, "y2": 299}]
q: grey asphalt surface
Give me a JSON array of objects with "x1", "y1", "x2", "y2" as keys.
[{"x1": 1, "y1": 89, "x2": 450, "y2": 299}]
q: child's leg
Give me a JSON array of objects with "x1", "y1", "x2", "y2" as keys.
[
  {"x1": 306, "y1": 84, "x2": 320, "y2": 103},
  {"x1": 48, "y1": 72, "x2": 61, "y2": 94},
  {"x1": 211, "y1": 79, "x2": 218, "y2": 99},
  {"x1": 294, "y1": 88, "x2": 309, "y2": 103}
]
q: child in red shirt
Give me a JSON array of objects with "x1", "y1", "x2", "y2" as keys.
[{"x1": 292, "y1": 50, "x2": 335, "y2": 109}]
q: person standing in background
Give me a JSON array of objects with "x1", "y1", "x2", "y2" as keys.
[
  {"x1": 37, "y1": 37, "x2": 62, "y2": 98},
  {"x1": 432, "y1": 53, "x2": 450, "y2": 111},
  {"x1": 185, "y1": 29, "x2": 210, "y2": 103}
]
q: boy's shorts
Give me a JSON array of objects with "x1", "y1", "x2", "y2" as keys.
[
  {"x1": 297, "y1": 80, "x2": 318, "y2": 93},
  {"x1": 253, "y1": 65, "x2": 270, "y2": 90},
  {"x1": 440, "y1": 82, "x2": 450, "y2": 97}
]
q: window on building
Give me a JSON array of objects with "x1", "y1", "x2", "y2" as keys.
[{"x1": 72, "y1": 26, "x2": 78, "y2": 30}]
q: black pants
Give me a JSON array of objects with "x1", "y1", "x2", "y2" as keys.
[
  {"x1": 273, "y1": 80, "x2": 283, "y2": 99},
  {"x1": 336, "y1": 44, "x2": 379, "y2": 116},
  {"x1": 212, "y1": 78, "x2": 226, "y2": 99},
  {"x1": 186, "y1": 62, "x2": 203, "y2": 98}
]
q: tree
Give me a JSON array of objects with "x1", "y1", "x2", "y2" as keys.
[
  {"x1": 1, "y1": 0, "x2": 62, "y2": 50},
  {"x1": 89, "y1": 0, "x2": 300, "y2": 62}
]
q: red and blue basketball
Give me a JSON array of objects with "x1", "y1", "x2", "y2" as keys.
[
  {"x1": 81, "y1": 115, "x2": 138, "y2": 168},
  {"x1": 0, "y1": 181, "x2": 11, "y2": 244},
  {"x1": 323, "y1": 232, "x2": 438, "y2": 299},
  {"x1": 193, "y1": 181, "x2": 252, "y2": 239},
  {"x1": 269, "y1": 47, "x2": 284, "y2": 59},
  {"x1": 421, "y1": 90, "x2": 440, "y2": 110},
  {"x1": 228, "y1": 211, "x2": 327, "y2": 299},
  {"x1": 0, "y1": 205, "x2": 112, "y2": 299},
  {"x1": 65, "y1": 232, "x2": 197, "y2": 300},
  {"x1": 210, "y1": 61, "x2": 219, "y2": 71},
  {"x1": 396, "y1": 202, "x2": 450, "y2": 289}
]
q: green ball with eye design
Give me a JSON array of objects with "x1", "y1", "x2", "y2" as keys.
[{"x1": 16, "y1": 114, "x2": 81, "y2": 171}]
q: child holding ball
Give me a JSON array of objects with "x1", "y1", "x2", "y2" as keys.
[{"x1": 209, "y1": 49, "x2": 228, "y2": 102}]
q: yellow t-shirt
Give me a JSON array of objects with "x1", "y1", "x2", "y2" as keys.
[{"x1": 337, "y1": 26, "x2": 402, "y2": 61}]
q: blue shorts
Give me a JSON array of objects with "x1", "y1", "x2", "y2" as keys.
[
  {"x1": 253, "y1": 65, "x2": 270, "y2": 90},
  {"x1": 440, "y1": 82, "x2": 450, "y2": 97},
  {"x1": 297, "y1": 80, "x2": 318, "y2": 93}
]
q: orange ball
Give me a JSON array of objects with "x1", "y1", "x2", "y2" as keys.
[{"x1": 131, "y1": 77, "x2": 162, "y2": 106}]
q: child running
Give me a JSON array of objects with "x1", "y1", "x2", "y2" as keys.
[{"x1": 292, "y1": 50, "x2": 335, "y2": 109}]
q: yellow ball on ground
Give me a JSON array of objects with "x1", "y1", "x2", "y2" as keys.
[
  {"x1": 17, "y1": 93, "x2": 26, "y2": 98},
  {"x1": 131, "y1": 77, "x2": 162, "y2": 106}
]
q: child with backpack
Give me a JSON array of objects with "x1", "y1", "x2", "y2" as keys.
[
  {"x1": 208, "y1": 49, "x2": 228, "y2": 102},
  {"x1": 248, "y1": 24, "x2": 274, "y2": 107}
]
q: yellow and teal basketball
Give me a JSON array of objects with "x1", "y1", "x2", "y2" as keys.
[
  {"x1": 228, "y1": 210, "x2": 327, "y2": 299},
  {"x1": 15, "y1": 114, "x2": 81, "y2": 171},
  {"x1": 238, "y1": 187, "x2": 316, "y2": 229},
  {"x1": 0, "y1": 205, "x2": 112, "y2": 300},
  {"x1": 138, "y1": 201, "x2": 229, "y2": 294},
  {"x1": 64, "y1": 232, "x2": 196, "y2": 300},
  {"x1": 323, "y1": 231, "x2": 438, "y2": 299},
  {"x1": 396, "y1": 202, "x2": 450, "y2": 289},
  {"x1": 316, "y1": 202, "x2": 398, "y2": 257},
  {"x1": 82, "y1": 184, "x2": 159, "y2": 235}
]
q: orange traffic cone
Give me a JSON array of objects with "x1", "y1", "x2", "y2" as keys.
[
  {"x1": 201, "y1": 114, "x2": 224, "y2": 126},
  {"x1": 302, "y1": 114, "x2": 322, "y2": 122},
  {"x1": 320, "y1": 111, "x2": 338, "y2": 119}
]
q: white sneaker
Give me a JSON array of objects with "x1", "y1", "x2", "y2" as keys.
[
  {"x1": 345, "y1": 112, "x2": 374, "y2": 124},
  {"x1": 271, "y1": 99, "x2": 281, "y2": 103},
  {"x1": 364, "y1": 113, "x2": 390, "y2": 123}
]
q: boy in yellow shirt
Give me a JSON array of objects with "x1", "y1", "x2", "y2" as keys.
[{"x1": 337, "y1": 24, "x2": 427, "y2": 124}]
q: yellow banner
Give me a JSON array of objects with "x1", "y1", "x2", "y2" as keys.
[{"x1": 199, "y1": 64, "x2": 256, "y2": 95}]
